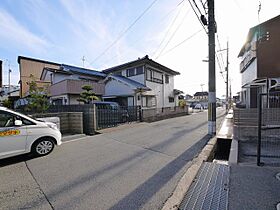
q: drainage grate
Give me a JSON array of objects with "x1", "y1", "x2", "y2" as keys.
[{"x1": 179, "y1": 162, "x2": 229, "y2": 210}]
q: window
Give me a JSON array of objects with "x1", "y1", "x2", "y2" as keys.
[
  {"x1": 127, "y1": 68, "x2": 135, "y2": 77},
  {"x1": 0, "y1": 112, "x2": 15, "y2": 127},
  {"x1": 169, "y1": 97, "x2": 175, "y2": 103},
  {"x1": 0, "y1": 111, "x2": 33, "y2": 127},
  {"x1": 165, "y1": 75, "x2": 169, "y2": 84},
  {"x1": 136, "y1": 66, "x2": 144, "y2": 75},
  {"x1": 146, "y1": 68, "x2": 163, "y2": 83},
  {"x1": 146, "y1": 69, "x2": 152, "y2": 80},
  {"x1": 114, "y1": 71, "x2": 122, "y2": 76}
]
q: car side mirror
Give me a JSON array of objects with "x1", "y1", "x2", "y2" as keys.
[{"x1": 14, "y1": 120, "x2": 23, "y2": 126}]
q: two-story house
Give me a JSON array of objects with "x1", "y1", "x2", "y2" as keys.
[
  {"x1": 18, "y1": 56, "x2": 61, "y2": 97},
  {"x1": 238, "y1": 15, "x2": 280, "y2": 108},
  {"x1": 102, "y1": 55, "x2": 180, "y2": 108},
  {"x1": 193, "y1": 91, "x2": 208, "y2": 101},
  {"x1": 41, "y1": 64, "x2": 106, "y2": 105}
]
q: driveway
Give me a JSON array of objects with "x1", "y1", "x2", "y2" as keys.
[{"x1": 0, "y1": 108, "x2": 225, "y2": 210}]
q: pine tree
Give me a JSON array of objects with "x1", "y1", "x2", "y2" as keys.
[{"x1": 77, "y1": 85, "x2": 99, "y2": 104}]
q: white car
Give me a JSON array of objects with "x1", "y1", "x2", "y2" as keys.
[{"x1": 0, "y1": 107, "x2": 62, "y2": 160}]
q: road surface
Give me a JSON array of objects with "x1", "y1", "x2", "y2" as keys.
[{"x1": 0, "y1": 108, "x2": 225, "y2": 210}]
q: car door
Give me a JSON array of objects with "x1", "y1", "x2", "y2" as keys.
[{"x1": 0, "y1": 110, "x2": 28, "y2": 159}]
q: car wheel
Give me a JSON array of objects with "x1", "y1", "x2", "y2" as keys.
[{"x1": 32, "y1": 138, "x2": 55, "y2": 157}]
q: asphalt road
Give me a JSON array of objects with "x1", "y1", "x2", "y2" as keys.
[{"x1": 0, "y1": 108, "x2": 225, "y2": 210}]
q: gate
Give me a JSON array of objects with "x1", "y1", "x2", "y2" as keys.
[
  {"x1": 95, "y1": 105, "x2": 141, "y2": 130},
  {"x1": 257, "y1": 92, "x2": 280, "y2": 166}
]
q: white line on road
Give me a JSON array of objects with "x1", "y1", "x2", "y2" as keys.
[{"x1": 62, "y1": 136, "x2": 92, "y2": 144}]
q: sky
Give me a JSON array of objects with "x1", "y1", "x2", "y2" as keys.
[{"x1": 0, "y1": 0, "x2": 280, "y2": 98}]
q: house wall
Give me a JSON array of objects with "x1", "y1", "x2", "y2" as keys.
[
  {"x1": 241, "y1": 59, "x2": 257, "y2": 86},
  {"x1": 257, "y1": 18, "x2": 280, "y2": 78},
  {"x1": 19, "y1": 58, "x2": 60, "y2": 97},
  {"x1": 164, "y1": 76, "x2": 176, "y2": 107},
  {"x1": 128, "y1": 74, "x2": 145, "y2": 85},
  {"x1": 105, "y1": 79, "x2": 134, "y2": 96}
]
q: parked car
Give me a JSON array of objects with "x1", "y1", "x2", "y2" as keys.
[
  {"x1": 0, "y1": 106, "x2": 62, "y2": 160},
  {"x1": 194, "y1": 103, "x2": 203, "y2": 110}
]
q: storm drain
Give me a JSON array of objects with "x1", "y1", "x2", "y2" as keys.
[{"x1": 179, "y1": 162, "x2": 229, "y2": 210}]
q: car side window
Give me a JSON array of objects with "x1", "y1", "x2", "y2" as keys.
[
  {"x1": 0, "y1": 111, "x2": 16, "y2": 128},
  {"x1": 21, "y1": 117, "x2": 35, "y2": 126}
]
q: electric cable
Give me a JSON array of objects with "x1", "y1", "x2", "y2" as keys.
[{"x1": 87, "y1": 0, "x2": 159, "y2": 67}]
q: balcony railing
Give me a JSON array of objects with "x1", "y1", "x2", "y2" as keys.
[{"x1": 49, "y1": 79, "x2": 105, "y2": 96}]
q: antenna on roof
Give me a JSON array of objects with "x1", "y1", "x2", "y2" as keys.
[
  {"x1": 82, "y1": 56, "x2": 86, "y2": 67},
  {"x1": 258, "y1": 1, "x2": 261, "y2": 22}
]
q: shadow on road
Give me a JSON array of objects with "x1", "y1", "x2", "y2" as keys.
[
  {"x1": 0, "y1": 153, "x2": 37, "y2": 167},
  {"x1": 109, "y1": 134, "x2": 212, "y2": 210}
]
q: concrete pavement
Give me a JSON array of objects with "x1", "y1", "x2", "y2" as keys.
[{"x1": 0, "y1": 108, "x2": 225, "y2": 210}]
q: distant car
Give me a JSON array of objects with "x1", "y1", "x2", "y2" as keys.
[
  {"x1": 194, "y1": 103, "x2": 203, "y2": 110},
  {"x1": 0, "y1": 107, "x2": 62, "y2": 160}
]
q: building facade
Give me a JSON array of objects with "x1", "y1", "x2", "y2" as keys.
[
  {"x1": 18, "y1": 56, "x2": 60, "y2": 97},
  {"x1": 102, "y1": 55, "x2": 180, "y2": 108},
  {"x1": 238, "y1": 15, "x2": 280, "y2": 108}
]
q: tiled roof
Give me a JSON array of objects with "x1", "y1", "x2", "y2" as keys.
[
  {"x1": 61, "y1": 64, "x2": 106, "y2": 78},
  {"x1": 194, "y1": 91, "x2": 208, "y2": 96},
  {"x1": 108, "y1": 75, "x2": 150, "y2": 90},
  {"x1": 102, "y1": 55, "x2": 180, "y2": 75}
]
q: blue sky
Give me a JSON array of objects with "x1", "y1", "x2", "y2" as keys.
[{"x1": 1, "y1": 0, "x2": 280, "y2": 97}]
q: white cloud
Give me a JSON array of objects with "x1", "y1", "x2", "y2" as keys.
[{"x1": 0, "y1": 9, "x2": 49, "y2": 53}]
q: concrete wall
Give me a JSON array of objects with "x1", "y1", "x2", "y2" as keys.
[
  {"x1": 233, "y1": 108, "x2": 280, "y2": 140},
  {"x1": 33, "y1": 112, "x2": 83, "y2": 135},
  {"x1": 142, "y1": 106, "x2": 189, "y2": 122}
]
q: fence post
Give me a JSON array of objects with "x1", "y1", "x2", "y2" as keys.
[
  {"x1": 139, "y1": 106, "x2": 143, "y2": 122},
  {"x1": 257, "y1": 93, "x2": 262, "y2": 166},
  {"x1": 93, "y1": 104, "x2": 97, "y2": 131}
]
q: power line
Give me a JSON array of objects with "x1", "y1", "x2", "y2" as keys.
[
  {"x1": 216, "y1": 34, "x2": 225, "y2": 69},
  {"x1": 192, "y1": 0, "x2": 204, "y2": 16},
  {"x1": 157, "y1": 29, "x2": 203, "y2": 58},
  {"x1": 100, "y1": 0, "x2": 186, "y2": 66},
  {"x1": 187, "y1": 0, "x2": 207, "y2": 34},
  {"x1": 200, "y1": 0, "x2": 208, "y2": 15},
  {"x1": 152, "y1": 0, "x2": 185, "y2": 58},
  {"x1": 155, "y1": 6, "x2": 191, "y2": 59},
  {"x1": 87, "y1": 0, "x2": 159, "y2": 67}
]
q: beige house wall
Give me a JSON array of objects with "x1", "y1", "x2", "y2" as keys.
[{"x1": 19, "y1": 58, "x2": 60, "y2": 97}]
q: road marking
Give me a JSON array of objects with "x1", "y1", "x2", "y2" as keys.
[{"x1": 62, "y1": 136, "x2": 92, "y2": 144}]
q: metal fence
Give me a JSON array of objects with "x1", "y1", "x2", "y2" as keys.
[
  {"x1": 95, "y1": 105, "x2": 141, "y2": 130},
  {"x1": 257, "y1": 92, "x2": 280, "y2": 166}
]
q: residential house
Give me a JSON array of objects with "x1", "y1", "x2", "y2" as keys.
[
  {"x1": 18, "y1": 56, "x2": 61, "y2": 97},
  {"x1": 185, "y1": 94, "x2": 193, "y2": 100},
  {"x1": 102, "y1": 55, "x2": 180, "y2": 108},
  {"x1": 41, "y1": 64, "x2": 106, "y2": 105},
  {"x1": 0, "y1": 85, "x2": 20, "y2": 106},
  {"x1": 238, "y1": 15, "x2": 280, "y2": 108},
  {"x1": 193, "y1": 91, "x2": 208, "y2": 101}
]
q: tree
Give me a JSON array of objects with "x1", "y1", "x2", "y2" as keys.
[
  {"x1": 26, "y1": 75, "x2": 49, "y2": 113},
  {"x1": 77, "y1": 85, "x2": 99, "y2": 104},
  {"x1": 2, "y1": 98, "x2": 12, "y2": 108}
]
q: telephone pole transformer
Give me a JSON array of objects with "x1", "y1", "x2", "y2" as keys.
[{"x1": 208, "y1": 0, "x2": 216, "y2": 135}]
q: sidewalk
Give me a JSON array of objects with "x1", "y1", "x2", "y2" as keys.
[
  {"x1": 229, "y1": 163, "x2": 280, "y2": 210},
  {"x1": 164, "y1": 111, "x2": 280, "y2": 210}
]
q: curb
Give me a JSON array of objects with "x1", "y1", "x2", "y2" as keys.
[{"x1": 161, "y1": 137, "x2": 217, "y2": 210}]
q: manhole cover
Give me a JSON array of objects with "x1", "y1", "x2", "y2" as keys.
[{"x1": 276, "y1": 172, "x2": 280, "y2": 181}]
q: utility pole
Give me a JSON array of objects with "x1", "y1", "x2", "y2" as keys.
[
  {"x1": 226, "y1": 41, "x2": 229, "y2": 111},
  {"x1": 208, "y1": 0, "x2": 216, "y2": 135}
]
